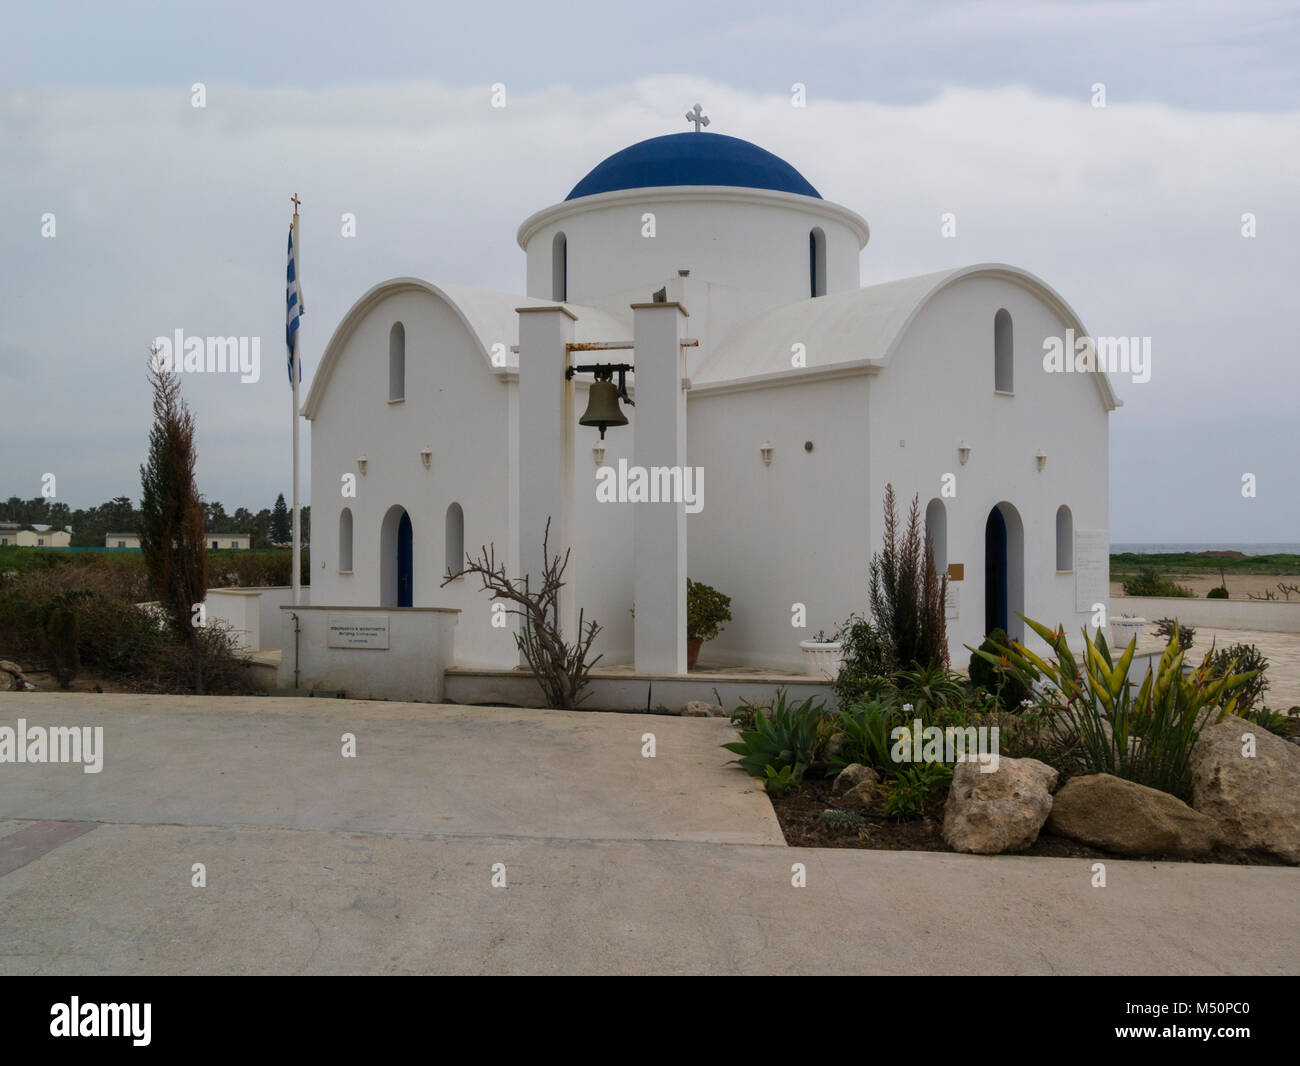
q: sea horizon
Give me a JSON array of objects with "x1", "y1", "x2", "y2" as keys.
[{"x1": 1111, "y1": 542, "x2": 1300, "y2": 556}]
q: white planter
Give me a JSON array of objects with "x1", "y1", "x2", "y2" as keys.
[
  {"x1": 1110, "y1": 616, "x2": 1146, "y2": 647},
  {"x1": 799, "y1": 640, "x2": 843, "y2": 679}
]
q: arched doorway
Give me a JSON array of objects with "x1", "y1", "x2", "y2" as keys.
[
  {"x1": 380, "y1": 505, "x2": 414, "y2": 608},
  {"x1": 984, "y1": 502, "x2": 1024, "y2": 639}
]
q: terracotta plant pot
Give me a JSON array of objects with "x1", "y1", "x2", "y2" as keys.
[{"x1": 686, "y1": 637, "x2": 704, "y2": 671}]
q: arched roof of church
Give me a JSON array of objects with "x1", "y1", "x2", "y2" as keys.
[
  {"x1": 301, "y1": 278, "x2": 628, "y2": 420},
  {"x1": 566, "y1": 133, "x2": 821, "y2": 201},
  {"x1": 691, "y1": 263, "x2": 1121, "y2": 410}
]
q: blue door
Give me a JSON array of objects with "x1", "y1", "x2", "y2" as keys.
[
  {"x1": 397, "y1": 512, "x2": 413, "y2": 607},
  {"x1": 984, "y1": 507, "x2": 1008, "y2": 635}
]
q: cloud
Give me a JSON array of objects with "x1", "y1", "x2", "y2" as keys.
[{"x1": 0, "y1": 77, "x2": 1296, "y2": 540}]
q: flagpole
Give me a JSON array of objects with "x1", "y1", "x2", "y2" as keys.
[{"x1": 290, "y1": 199, "x2": 302, "y2": 608}]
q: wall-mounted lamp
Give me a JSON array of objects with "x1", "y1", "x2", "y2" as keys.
[
  {"x1": 957, "y1": 441, "x2": 971, "y2": 466},
  {"x1": 592, "y1": 444, "x2": 606, "y2": 466},
  {"x1": 356, "y1": 456, "x2": 368, "y2": 476},
  {"x1": 760, "y1": 441, "x2": 774, "y2": 466},
  {"x1": 566, "y1": 362, "x2": 634, "y2": 439},
  {"x1": 420, "y1": 447, "x2": 432, "y2": 469},
  {"x1": 1035, "y1": 449, "x2": 1048, "y2": 471}
]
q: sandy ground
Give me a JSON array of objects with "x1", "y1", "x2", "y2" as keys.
[{"x1": 1110, "y1": 573, "x2": 1300, "y2": 601}]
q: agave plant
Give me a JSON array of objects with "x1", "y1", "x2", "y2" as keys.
[
  {"x1": 721, "y1": 688, "x2": 827, "y2": 781},
  {"x1": 970, "y1": 616, "x2": 1257, "y2": 801}
]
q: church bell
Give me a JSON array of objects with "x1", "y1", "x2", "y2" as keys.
[{"x1": 579, "y1": 379, "x2": 629, "y2": 439}]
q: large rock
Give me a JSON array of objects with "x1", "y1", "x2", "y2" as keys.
[
  {"x1": 942, "y1": 757, "x2": 1058, "y2": 854},
  {"x1": 832, "y1": 763, "x2": 878, "y2": 796},
  {"x1": 0, "y1": 660, "x2": 33, "y2": 691},
  {"x1": 1190, "y1": 713, "x2": 1300, "y2": 864},
  {"x1": 1047, "y1": 774, "x2": 1220, "y2": 857}
]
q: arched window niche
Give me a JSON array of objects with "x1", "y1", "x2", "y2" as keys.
[
  {"x1": 552, "y1": 232, "x2": 567, "y2": 302},
  {"x1": 338, "y1": 507, "x2": 353, "y2": 572},
  {"x1": 994, "y1": 309, "x2": 1013, "y2": 393},
  {"x1": 1056, "y1": 505, "x2": 1074, "y2": 572},
  {"x1": 445, "y1": 502, "x2": 464, "y2": 578},
  {"x1": 809, "y1": 228, "x2": 827, "y2": 297},
  {"x1": 389, "y1": 322, "x2": 406, "y2": 402}
]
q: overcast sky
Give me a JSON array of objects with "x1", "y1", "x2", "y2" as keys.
[{"x1": 1, "y1": 0, "x2": 1297, "y2": 542}]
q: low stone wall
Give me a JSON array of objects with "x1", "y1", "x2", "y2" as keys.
[
  {"x1": 445, "y1": 667, "x2": 833, "y2": 712},
  {"x1": 1112, "y1": 596, "x2": 1300, "y2": 634},
  {"x1": 277, "y1": 605, "x2": 459, "y2": 702},
  {"x1": 204, "y1": 586, "x2": 309, "y2": 653}
]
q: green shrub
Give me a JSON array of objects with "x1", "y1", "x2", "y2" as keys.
[
  {"x1": 1205, "y1": 643, "x2": 1268, "y2": 713},
  {"x1": 722, "y1": 689, "x2": 827, "y2": 779},
  {"x1": 1237, "y1": 706, "x2": 1296, "y2": 738},
  {"x1": 867, "y1": 485, "x2": 948, "y2": 670},
  {"x1": 762, "y1": 764, "x2": 802, "y2": 797},
  {"x1": 832, "y1": 612, "x2": 892, "y2": 707},
  {"x1": 1121, "y1": 567, "x2": 1195, "y2": 598},
  {"x1": 968, "y1": 628, "x2": 1032, "y2": 711},
  {"x1": 42, "y1": 604, "x2": 81, "y2": 688},
  {"x1": 892, "y1": 664, "x2": 969, "y2": 723},
  {"x1": 883, "y1": 763, "x2": 952, "y2": 818},
  {"x1": 974, "y1": 618, "x2": 1257, "y2": 801},
  {"x1": 686, "y1": 578, "x2": 731, "y2": 642},
  {"x1": 1207, "y1": 586, "x2": 1229, "y2": 599},
  {"x1": 830, "y1": 698, "x2": 906, "y2": 778},
  {"x1": 817, "y1": 808, "x2": 866, "y2": 834}
]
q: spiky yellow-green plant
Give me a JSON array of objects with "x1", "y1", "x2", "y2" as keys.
[{"x1": 969, "y1": 617, "x2": 1257, "y2": 800}]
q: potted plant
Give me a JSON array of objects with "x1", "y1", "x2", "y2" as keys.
[
  {"x1": 799, "y1": 627, "x2": 843, "y2": 679},
  {"x1": 686, "y1": 578, "x2": 731, "y2": 670}
]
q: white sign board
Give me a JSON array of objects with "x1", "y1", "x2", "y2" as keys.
[
  {"x1": 945, "y1": 583, "x2": 959, "y2": 620},
  {"x1": 327, "y1": 614, "x2": 390, "y2": 649},
  {"x1": 1074, "y1": 529, "x2": 1109, "y2": 613}
]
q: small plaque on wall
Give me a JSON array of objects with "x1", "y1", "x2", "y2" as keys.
[
  {"x1": 327, "y1": 615, "x2": 390, "y2": 649},
  {"x1": 947, "y1": 563, "x2": 964, "y2": 581},
  {"x1": 945, "y1": 583, "x2": 959, "y2": 620}
]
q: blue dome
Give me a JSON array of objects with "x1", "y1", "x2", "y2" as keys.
[{"x1": 566, "y1": 132, "x2": 821, "y2": 201}]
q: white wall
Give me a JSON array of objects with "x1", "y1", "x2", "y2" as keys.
[
  {"x1": 277, "y1": 606, "x2": 458, "y2": 702},
  {"x1": 687, "y1": 374, "x2": 875, "y2": 670},
  {"x1": 308, "y1": 289, "x2": 518, "y2": 668},
  {"x1": 867, "y1": 276, "x2": 1111, "y2": 663},
  {"x1": 523, "y1": 189, "x2": 863, "y2": 313}
]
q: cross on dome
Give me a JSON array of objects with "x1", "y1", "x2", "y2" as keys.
[{"x1": 685, "y1": 104, "x2": 709, "y2": 132}]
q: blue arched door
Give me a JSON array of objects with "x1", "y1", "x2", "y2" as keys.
[
  {"x1": 397, "y1": 512, "x2": 413, "y2": 607},
  {"x1": 984, "y1": 506, "x2": 1008, "y2": 635}
]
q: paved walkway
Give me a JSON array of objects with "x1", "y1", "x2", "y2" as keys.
[{"x1": 0, "y1": 694, "x2": 1296, "y2": 975}]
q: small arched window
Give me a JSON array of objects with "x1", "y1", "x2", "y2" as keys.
[
  {"x1": 925, "y1": 497, "x2": 948, "y2": 576},
  {"x1": 994, "y1": 309, "x2": 1013, "y2": 392},
  {"x1": 389, "y1": 322, "x2": 405, "y2": 401},
  {"x1": 552, "y1": 232, "x2": 567, "y2": 302},
  {"x1": 445, "y1": 502, "x2": 464, "y2": 578},
  {"x1": 339, "y1": 507, "x2": 353, "y2": 572},
  {"x1": 809, "y1": 227, "x2": 827, "y2": 297},
  {"x1": 1056, "y1": 505, "x2": 1073, "y2": 571}
]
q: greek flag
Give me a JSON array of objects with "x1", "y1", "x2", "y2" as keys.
[{"x1": 285, "y1": 217, "x2": 303, "y2": 383}]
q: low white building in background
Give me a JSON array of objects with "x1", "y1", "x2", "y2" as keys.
[
  {"x1": 105, "y1": 532, "x2": 250, "y2": 550},
  {"x1": 301, "y1": 124, "x2": 1119, "y2": 678},
  {"x1": 3, "y1": 525, "x2": 72, "y2": 548}
]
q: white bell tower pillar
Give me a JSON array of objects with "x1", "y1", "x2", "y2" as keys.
[
  {"x1": 516, "y1": 305, "x2": 578, "y2": 650},
  {"x1": 631, "y1": 300, "x2": 689, "y2": 674}
]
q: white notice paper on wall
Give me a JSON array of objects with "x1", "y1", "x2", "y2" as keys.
[
  {"x1": 945, "y1": 583, "x2": 959, "y2": 620},
  {"x1": 1075, "y1": 530, "x2": 1109, "y2": 614},
  {"x1": 327, "y1": 615, "x2": 391, "y2": 649}
]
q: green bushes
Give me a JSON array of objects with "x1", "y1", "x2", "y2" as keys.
[
  {"x1": 882, "y1": 763, "x2": 952, "y2": 818},
  {"x1": 1205, "y1": 642, "x2": 1268, "y2": 713},
  {"x1": 975, "y1": 617, "x2": 1257, "y2": 801},
  {"x1": 831, "y1": 613, "x2": 891, "y2": 707},
  {"x1": 1207, "y1": 586, "x2": 1229, "y2": 599},
  {"x1": 968, "y1": 628, "x2": 1032, "y2": 710},
  {"x1": 867, "y1": 484, "x2": 948, "y2": 670},
  {"x1": 686, "y1": 578, "x2": 731, "y2": 642},
  {"x1": 817, "y1": 808, "x2": 865, "y2": 834},
  {"x1": 721, "y1": 690, "x2": 829, "y2": 792},
  {"x1": 1121, "y1": 567, "x2": 1195, "y2": 598}
]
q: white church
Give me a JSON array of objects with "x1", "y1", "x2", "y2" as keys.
[{"x1": 285, "y1": 115, "x2": 1118, "y2": 702}]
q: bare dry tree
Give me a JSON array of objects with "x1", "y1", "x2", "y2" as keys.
[{"x1": 444, "y1": 517, "x2": 602, "y2": 708}]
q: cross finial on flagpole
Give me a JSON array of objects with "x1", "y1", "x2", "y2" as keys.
[
  {"x1": 291, "y1": 192, "x2": 301, "y2": 216},
  {"x1": 685, "y1": 104, "x2": 709, "y2": 132}
]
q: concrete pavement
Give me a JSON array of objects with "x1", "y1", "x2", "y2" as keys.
[{"x1": 0, "y1": 694, "x2": 1296, "y2": 975}]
